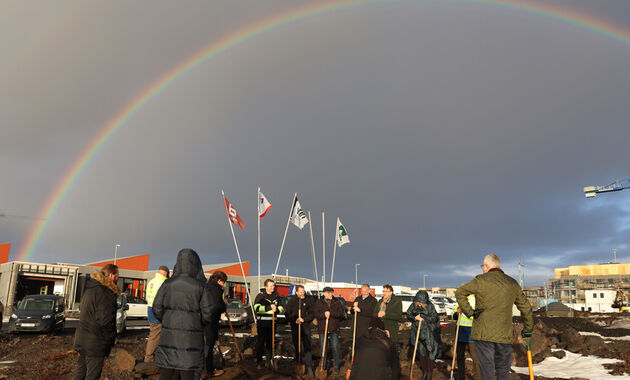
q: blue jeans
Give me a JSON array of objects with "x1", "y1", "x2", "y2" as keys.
[{"x1": 319, "y1": 333, "x2": 339, "y2": 369}]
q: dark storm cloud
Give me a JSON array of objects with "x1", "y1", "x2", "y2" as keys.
[{"x1": 2, "y1": 0, "x2": 630, "y2": 288}]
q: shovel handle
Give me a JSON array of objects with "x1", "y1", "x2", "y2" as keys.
[
  {"x1": 225, "y1": 312, "x2": 243, "y2": 362},
  {"x1": 525, "y1": 341, "x2": 534, "y2": 380},
  {"x1": 450, "y1": 313, "x2": 462, "y2": 376},
  {"x1": 410, "y1": 320, "x2": 422, "y2": 380},
  {"x1": 320, "y1": 318, "x2": 329, "y2": 371}
]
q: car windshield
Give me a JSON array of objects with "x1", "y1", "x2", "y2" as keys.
[
  {"x1": 227, "y1": 300, "x2": 244, "y2": 309},
  {"x1": 19, "y1": 298, "x2": 54, "y2": 311}
]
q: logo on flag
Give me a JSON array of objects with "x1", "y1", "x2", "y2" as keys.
[
  {"x1": 258, "y1": 191, "x2": 272, "y2": 218},
  {"x1": 290, "y1": 197, "x2": 308, "y2": 230},
  {"x1": 336, "y1": 217, "x2": 350, "y2": 247},
  {"x1": 223, "y1": 193, "x2": 244, "y2": 229}
]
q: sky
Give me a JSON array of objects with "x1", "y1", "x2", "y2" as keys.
[{"x1": 2, "y1": 0, "x2": 630, "y2": 288}]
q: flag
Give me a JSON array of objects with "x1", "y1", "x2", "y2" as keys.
[
  {"x1": 336, "y1": 217, "x2": 350, "y2": 247},
  {"x1": 223, "y1": 193, "x2": 244, "y2": 229},
  {"x1": 258, "y1": 191, "x2": 272, "y2": 218},
  {"x1": 290, "y1": 197, "x2": 308, "y2": 229}
]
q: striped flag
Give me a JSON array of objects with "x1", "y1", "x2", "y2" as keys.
[{"x1": 223, "y1": 193, "x2": 244, "y2": 229}]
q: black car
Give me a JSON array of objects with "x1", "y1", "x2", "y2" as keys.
[{"x1": 8, "y1": 295, "x2": 65, "y2": 333}]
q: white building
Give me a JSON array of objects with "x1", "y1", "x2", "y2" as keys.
[{"x1": 585, "y1": 289, "x2": 617, "y2": 313}]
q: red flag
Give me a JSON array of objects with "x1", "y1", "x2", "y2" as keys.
[{"x1": 223, "y1": 194, "x2": 244, "y2": 229}]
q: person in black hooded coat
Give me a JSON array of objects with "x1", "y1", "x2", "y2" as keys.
[
  {"x1": 349, "y1": 319, "x2": 401, "y2": 380},
  {"x1": 153, "y1": 249, "x2": 216, "y2": 380}
]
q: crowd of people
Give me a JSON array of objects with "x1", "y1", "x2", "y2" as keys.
[{"x1": 71, "y1": 251, "x2": 533, "y2": 380}]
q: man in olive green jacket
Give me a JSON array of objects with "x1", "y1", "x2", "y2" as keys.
[
  {"x1": 455, "y1": 254, "x2": 533, "y2": 380},
  {"x1": 373, "y1": 284, "x2": 403, "y2": 345}
]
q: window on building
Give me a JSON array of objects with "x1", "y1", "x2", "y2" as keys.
[
  {"x1": 593, "y1": 293, "x2": 597, "y2": 298},
  {"x1": 600, "y1": 293, "x2": 604, "y2": 298}
]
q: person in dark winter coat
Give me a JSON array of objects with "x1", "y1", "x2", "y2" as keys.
[
  {"x1": 202, "y1": 271, "x2": 227, "y2": 378},
  {"x1": 313, "y1": 287, "x2": 345, "y2": 374},
  {"x1": 352, "y1": 283, "x2": 378, "y2": 339},
  {"x1": 253, "y1": 279, "x2": 285, "y2": 368},
  {"x1": 153, "y1": 249, "x2": 215, "y2": 380},
  {"x1": 406, "y1": 290, "x2": 441, "y2": 380},
  {"x1": 73, "y1": 264, "x2": 120, "y2": 380},
  {"x1": 373, "y1": 284, "x2": 403, "y2": 344},
  {"x1": 349, "y1": 322, "x2": 401, "y2": 380},
  {"x1": 285, "y1": 285, "x2": 315, "y2": 375}
]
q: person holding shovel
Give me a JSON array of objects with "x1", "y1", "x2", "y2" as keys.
[
  {"x1": 353, "y1": 283, "x2": 378, "y2": 339},
  {"x1": 313, "y1": 286, "x2": 345, "y2": 375},
  {"x1": 201, "y1": 271, "x2": 228, "y2": 378},
  {"x1": 451, "y1": 295, "x2": 481, "y2": 380},
  {"x1": 286, "y1": 285, "x2": 315, "y2": 375},
  {"x1": 406, "y1": 290, "x2": 440, "y2": 380},
  {"x1": 373, "y1": 284, "x2": 403, "y2": 346},
  {"x1": 253, "y1": 279, "x2": 284, "y2": 369}
]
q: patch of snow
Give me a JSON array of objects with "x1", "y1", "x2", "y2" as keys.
[
  {"x1": 0, "y1": 361, "x2": 17, "y2": 364},
  {"x1": 220, "y1": 332, "x2": 250, "y2": 338},
  {"x1": 512, "y1": 350, "x2": 630, "y2": 379},
  {"x1": 126, "y1": 326, "x2": 150, "y2": 330},
  {"x1": 579, "y1": 331, "x2": 630, "y2": 341}
]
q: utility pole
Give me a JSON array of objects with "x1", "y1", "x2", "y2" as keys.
[
  {"x1": 518, "y1": 257, "x2": 526, "y2": 289},
  {"x1": 114, "y1": 244, "x2": 120, "y2": 265},
  {"x1": 613, "y1": 248, "x2": 617, "y2": 263},
  {"x1": 423, "y1": 274, "x2": 428, "y2": 289}
]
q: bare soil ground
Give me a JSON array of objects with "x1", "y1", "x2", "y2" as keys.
[{"x1": 0, "y1": 313, "x2": 628, "y2": 379}]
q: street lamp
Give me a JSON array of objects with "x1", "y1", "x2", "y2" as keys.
[
  {"x1": 423, "y1": 274, "x2": 428, "y2": 289},
  {"x1": 355, "y1": 263, "x2": 360, "y2": 297},
  {"x1": 114, "y1": 244, "x2": 120, "y2": 265}
]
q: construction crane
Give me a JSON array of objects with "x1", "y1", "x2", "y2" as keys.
[
  {"x1": 612, "y1": 289, "x2": 630, "y2": 313},
  {"x1": 584, "y1": 178, "x2": 630, "y2": 198}
]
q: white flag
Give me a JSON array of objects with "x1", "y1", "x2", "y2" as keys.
[
  {"x1": 258, "y1": 191, "x2": 272, "y2": 218},
  {"x1": 336, "y1": 217, "x2": 350, "y2": 247},
  {"x1": 290, "y1": 197, "x2": 309, "y2": 230}
]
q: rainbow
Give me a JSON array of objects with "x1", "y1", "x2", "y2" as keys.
[{"x1": 17, "y1": 0, "x2": 630, "y2": 261}]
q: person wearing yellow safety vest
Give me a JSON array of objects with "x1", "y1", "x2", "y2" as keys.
[
  {"x1": 144, "y1": 265, "x2": 169, "y2": 363},
  {"x1": 451, "y1": 295, "x2": 481, "y2": 380},
  {"x1": 253, "y1": 279, "x2": 284, "y2": 369}
]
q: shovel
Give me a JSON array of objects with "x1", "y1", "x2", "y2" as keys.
[
  {"x1": 345, "y1": 307, "x2": 358, "y2": 380},
  {"x1": 315, "y1": 317, "x2": 329, "y2": 379},
  {"x1": 271, "y1": 310, "x2": 278, "y2": 371},
  {"x1": 225, "y1": 311, "x2": 244, "y2": 362},
  {"x1": 525, "y1": 340, "x2": 534, "y2": 380},
  {"x1": 409, "y1": 319, "x2": 423, "y2": 380},
  {"x1": 449, "y1": 313, "x2": 462, "y2": 380},
  {"x1": 295, "y1": 308, "x2": 306, "y2": 376}
]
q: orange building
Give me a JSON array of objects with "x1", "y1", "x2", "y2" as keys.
[{"x1": 0, "y1": 243, "x2": 9, "y2": 264}]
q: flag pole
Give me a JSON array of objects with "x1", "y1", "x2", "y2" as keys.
[
  {"x1": 222, "y1": 190, "x2": 256, "y2": 323},
  {"x1": 274, "y1": 192, "x2": 297, "y2": 277},
  {"x1": 330, "y1": 227, "x2": 338, "y2": 283},
  {"x1": 257, "y1": 187, "x2": 261, "y2": 293},
  {"x1": 322, "y1": 211, "x2": 325, "y2": 285},
  {"x1": 308, "y1": 211, "x2": 320, "y2": 294}
]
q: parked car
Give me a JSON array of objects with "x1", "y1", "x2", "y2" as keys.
[
  {"x1": 220, "y1": 298, "x2": 253, "y2": 326},
  {"x1": 429, "y1": 294, "x2": 456, "y2": 315},
  {"x1": 124, "y1": 295, "x2": 148, "y2": 319},
  {"x1": 116, "y1": 295, "x2": 130, "y2": 334},
  {"x1": 398, "y1": 294, "x2": 415, "y2": 315},
  {"x1": 8, "y1": 295, "x2": 65, "y2": 334}
]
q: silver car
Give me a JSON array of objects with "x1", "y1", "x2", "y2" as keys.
[{"x1": 220, "y1": 298, "x2": 253, "y2": 326}]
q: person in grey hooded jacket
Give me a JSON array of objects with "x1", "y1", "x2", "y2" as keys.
[
  {"x1": 153, "y1": 249, "x2": 216, "y2": 380},
  {"x1": 406, "y1": 290, "x2": 441, "y2": 380}
]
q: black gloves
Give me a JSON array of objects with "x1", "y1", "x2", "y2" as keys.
[
  {"x1": 472, "y1": 309, "x2": 484, "y2": 319},
  {"x1": 521, "y1": 331, "x2": 533, "y2": 338}
]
